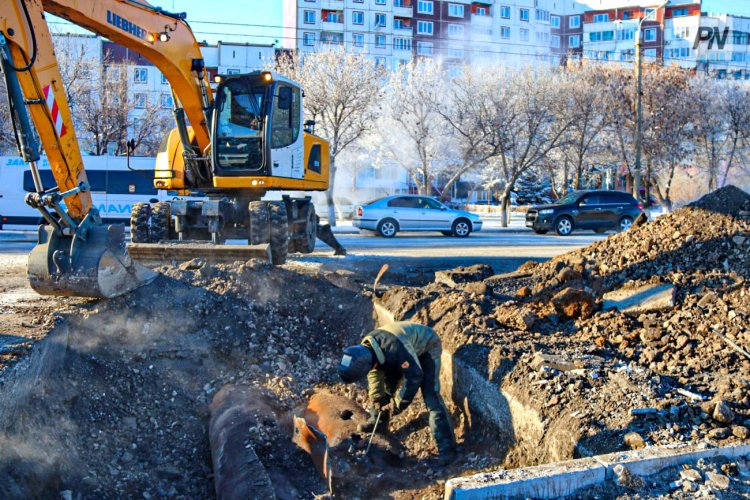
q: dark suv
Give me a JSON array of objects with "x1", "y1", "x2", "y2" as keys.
[{"x1": 526, "y1": 190, "x2": 643, "y2": 236}]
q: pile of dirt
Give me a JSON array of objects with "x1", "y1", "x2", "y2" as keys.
[
  {"x1": 0, "y1": 260, "x2": 377, "y2": 499},
  {"x1": 377, "y1": 186, "x2": 750, "y2": 468}
]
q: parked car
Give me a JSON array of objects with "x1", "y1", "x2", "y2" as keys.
[
  {"x1": 525, "y1": 190, "x2": 643, "y2": 236},
  {"x1": 353, "y1": 195, "x2": 483, "y2": 238}
]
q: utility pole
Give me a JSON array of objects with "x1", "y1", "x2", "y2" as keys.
[{"x1": 634, "y1": 26, "x2": 643, "y2": 202}]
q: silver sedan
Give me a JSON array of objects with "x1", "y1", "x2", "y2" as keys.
[{"x1": 352, "y1": 195, "x2": 483, "y2": 238}]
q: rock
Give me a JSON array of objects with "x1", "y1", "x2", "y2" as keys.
[
  {"x1": 705, "y1": 471, "x2": 730, "y2": 490},
  {"x1": 708, "y1": 427, "x2": 730, "y2": 439},
  {"x1": 613, "y1": 464, "x2": 645, "y2": 490},
  {"x1": 517, "y1": 286, "x2": 532, "y2": 298},
  {"x1": 713, "y1": 400, "x2": 735, "y2": 424},
  {"x1": 434, "y1": 265, "x2": 494, "y2": 288},
  {"x1": 493, "y1": 305, "x2": 539, "y2": 331},
  {"x1": 624, "y1": 431, "x2": 646, "y2": 450},
  {"x1": 680, "y1": 468, "x2": 702, "y2": 482},
  {"x1": 602, "y1": 283, "x2": 676, "y2": 315},
  {"x1": 732, "y1": 425, "x2": 750, "y2": 439},
  {"x1": 156, "y1": 465, "x2": 182, "y2": 480},
  {"x1": 59, "y1": 491, "x2": 73, "y2": 500},
  {"x1": 698, "y1": 292, "x2": 718, "y2": 308},
  {"x1": 551, "y1": 287, "x2": 595, "y2": 319},
  {"x1": 179, "y1": 257, "x2": 206, "y2": 270},
  {"x1": 557, "y1": 267, "x2": 582, "y2": 283},
  {"x1": 733, "y1": 235, "x2": 747, "y2": 246}
]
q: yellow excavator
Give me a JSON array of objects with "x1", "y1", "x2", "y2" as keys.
[{"x1": 0, "y1": 0, "x2": 332, "y2": 298}]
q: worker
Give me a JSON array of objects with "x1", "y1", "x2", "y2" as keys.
[{"x1": 338, "y1": 321, "x2": 457, "y2": 466}]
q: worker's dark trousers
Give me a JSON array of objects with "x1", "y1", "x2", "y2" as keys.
[{"x1": 418, "y1": 352, "x2": 456, "y2": 456}]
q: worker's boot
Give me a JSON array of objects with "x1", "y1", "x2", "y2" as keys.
[{"x1": 357, "y1": 407, "x2": 389, "y2": 434}]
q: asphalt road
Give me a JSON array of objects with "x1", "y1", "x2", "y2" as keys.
[{"x1": 0, "y1": 228, "x2": 607, "y2": 286}]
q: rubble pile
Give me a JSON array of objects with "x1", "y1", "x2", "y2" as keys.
[
  {"x1": 378, "y1": 186, "x2": 750, "y2": 465},
  {"x1": 0, "y1": 261, "x2": 375, "y2": 499}
]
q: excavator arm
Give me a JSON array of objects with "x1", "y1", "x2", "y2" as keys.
[{"x1": 0, "y1": 0, "x2": 216, "y2": 297}]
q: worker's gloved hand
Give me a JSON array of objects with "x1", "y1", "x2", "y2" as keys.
[{"x1": 358, "y1": 406, "x2": 390, "y2": 434}]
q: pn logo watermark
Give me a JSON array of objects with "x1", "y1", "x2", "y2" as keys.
[{"x1": 693, "y1": 27, "x2": 730, "y2": 50}]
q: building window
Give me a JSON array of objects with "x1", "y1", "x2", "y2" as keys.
[
  {"x1": 520, "y1": 28, "x2": 529, "y2": 41},
  {"x1": 672, "y1": 8, "x2": 689, "y2": 17},
  {"x1": 500, "y1": 26, "x2": 511, "y2": 39},
  {"x1": 569, "y1": 15, "x2": 580, "y2": 28},
  {"x1": 551, "y1": 35, "x2": 560, "y2": 48},
  {"x1": 226, "y1": 68, "x2": 240, "y2": 75},
  {"x1": 352, "y1": 11, "x2": 364, "y2": 25},
  {"x1": 675, "y1": 27, "x2": 691, "y2": 39},
  {"x1": 592, "y1": 13, "x2": 609, "y2": 23},
  {"x1": 417, "y1": 20, "x2": 433, "y2": 35},
  {"x1": 448, "y1": 24, "x2": 464, "y2": 38},
  {"x1": 160, "y1": 93, "x2": 173, "y2": 109},
  {"x1": 393, "y1": 37, "x2": 412, "y2": 51},
  {"x1": 304, "y1": 10, "x2": 315, "y2": 24},
  {"x1": 644, "y1": 48, "x2": 657, "y2": 58},
  {"x1": 394, "y1": 0, "x2": 408, "y2": 6},
  {"x1": 535, "y1": 31, "x2": 550, "y2": 44},
  {"x1": 551, "y1": 16, "x2": 560, "y2": 28},
  {"x1": 500, "y1": 5, "x2": 510, "y2": 19},
  {"x1": 325, "y1": 11, "x2": 342, "y2": 23},
  {"x1": 520, "y1": 8, "x2": 529, "y2": 22},
  {"x1": 321, "y1": 32, "x2": 344, "y2": 44},
  {"x1": 375, "y1": 0, "x2": 386, "y2": 4},
  {"x1": 160, "y1": 73, "x2": 168, "y2": 85},
  {"x1": 376, "y1": 34, "x2": 386, "y2": 48},
  {"x1": 375, "y1": 56, "x2": 387, "y2": 66},
  {"x1": 352, "y1": 33, "x2": 364, "y2": 47},
  {"x1": 448, "y1": 46, "x2": 464, "y2": 58},
  {"x1": 569, "y1": 34, "x2": 580, "y2": 48},
  {"x1": 134, "y1": 93, "x2": 148, "y2": 108},
  {"x1": 417, "y1": 41, "x2": 433, "y2": 56},
  {"x1": 134, "y1": 67, "x2": 148, "y2": 83},
  {"x1": 475, "y1": 7, "x2": 486, "y2": 16},
  {"x1": 448, "y1": 4, "x2": 464, "y2": 17},
  {"x1": 417, "y1": 0, "x2": 433, "y2": 14},
  {"x1": 644, "y1": 28, "x2": 657, "y2": 42},
  {"x1": 535, "y1": 10, "x2": 550, "y2": 22},
  {"x1": 303, "y1": 32, "x2": 316, "y2": 45},
  {"x1": 375, "y1": 13, "x2": 386, "y2": 27}
]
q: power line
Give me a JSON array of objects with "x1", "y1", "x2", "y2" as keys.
[{"x1": 45, "y1": 21, "x2": 750, "y2": 72}]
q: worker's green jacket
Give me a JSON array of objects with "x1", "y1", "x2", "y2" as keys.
[{"x1": 361, "y1": 321, "x2": 441, "y2": 413}]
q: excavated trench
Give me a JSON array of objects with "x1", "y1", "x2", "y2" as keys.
[{"x1": 0, "y1": 260, "x2": 574, "y2": 499}]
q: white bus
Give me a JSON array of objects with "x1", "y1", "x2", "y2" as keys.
[{"x1": 0, "y1": 155, "x2": 166, "y2": 230}]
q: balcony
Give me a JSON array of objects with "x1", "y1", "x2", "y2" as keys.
[
  {"x1": 394, "y1": 0, "x2": 413, "y2": 18},
  {"x1": 393, "y1": 17, "x2": 413, "y2": 31},
  {"x1": 321, "y1": 10, "x2": 344, "y2": 31},
  {"x1": 320, "y1": 0, "x2": 344, "y2": 9},
  {"x1": 471, "y1": 14, "x2": 493, "y2": 26}
]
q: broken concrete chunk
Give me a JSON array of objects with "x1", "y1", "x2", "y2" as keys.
[
  {"x1": 706, "y1": 471, "x2": 730, "y2": 490},
  {"x1": 179, "y1": 257, "x2": 206, "y2": 271},
  {"x1": 603, "y1": 283, "x2": 676, "y2": 315},
  {"x1": 623, "y1": 431, "x2": 646, "y2": 450},
  {"x1": 434, "y1": 264, "x2": 494, "y2": 288},
  {"x1": 613, "y1": 464, "x2": 644, "y2": 490},
  {"x1": 708, "y1": 427, "x2": 730, "y2": 439},
  {"x1": 551, "y1": 287, "x2": 595, "y2": 319},
  {"x1": 557, "y1": 267, "x2": 582, "y2": 283},
  {"x1": 713, "y1": 400, "x2": 735, "y2": 424},
  {"x1": 680, "y1": 468, "x2": 702, "y2": 483},
  {"x1": 732, "y1": 425, "x2": 750, "y2": 439},
  {"x1": 493, "y1": 305, "x2": 539, "y2": 331}
]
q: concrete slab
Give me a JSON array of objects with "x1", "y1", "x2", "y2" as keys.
[
  {"x1": 445, "y1": 457, "x2": 606, "y2": 499},
  {"x1": 444, "y1": 442, "x2": 750, "y2": 499},
  {"x1": 602, "y1": 283, "x2": 676, "y2": 315}
]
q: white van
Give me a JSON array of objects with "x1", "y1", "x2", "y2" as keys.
[{"x1": 0, "y1": 155, "x2": 166, "y2": 230}]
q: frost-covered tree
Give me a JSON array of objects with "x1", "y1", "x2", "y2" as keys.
[{"x1": 276, "y1": 51, "x2": 384, "y2": 225}]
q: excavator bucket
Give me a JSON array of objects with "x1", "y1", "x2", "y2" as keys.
[
  {"x1": 27, "y1": 223, "x2": 157, "y2": 298},
  {"x1": 126, "y1": 242, "x2": 271, "y2": 268}
]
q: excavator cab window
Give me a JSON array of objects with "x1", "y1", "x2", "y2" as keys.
[{"x1": 214, "y1": 77, "x2": 267, "y2": 173}]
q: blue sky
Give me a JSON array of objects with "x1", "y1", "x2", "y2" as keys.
[{"x1": 703, "y1": 0, "x2": 750, "y2": 16}]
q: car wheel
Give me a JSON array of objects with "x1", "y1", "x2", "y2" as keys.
[
  {"x1": 619, "y1": 216, "x2": 634, "y2": 232},
  {"x1": 377, "y1": 218, "x2": 398, "y2": 238},
  {"x1": 555, "y1": 216, "x2": 573, "y2": 236},
  {"x1": 441, "y1": 231, "x2": 453, "y2": 236},
  {"x1": 594, "y1": 228, "x2": 607, "y2": 234},
  {"x1": 452, "y1": 218, "x2": 471, "y2": 238},
  {"x1": 533, "y1": 229, "x2": 548, "y2": 235}
]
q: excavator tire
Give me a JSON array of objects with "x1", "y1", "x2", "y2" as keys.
[
  {"x1": 269, "y1": 201, "x2": 289, "y2": 265},
  {"x1": 290, "y1": 202, "x2": 316, "y2": 254},
  {"x1": 130, "y1": 203, "x2": 151, "y2": 243},
  {"x1": 150, "y1": 202, "x2": 171, "y2": 243},
  {"x1": 248, "y1": 201, "x2": 270, "y2": 245}
]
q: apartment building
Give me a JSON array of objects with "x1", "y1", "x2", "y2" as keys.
[{"x1": 695, "y1": 13, "x2": 750, "y2": 79}]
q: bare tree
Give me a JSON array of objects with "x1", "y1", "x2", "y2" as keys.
[
  {"x1": 376, "y1": 60, "x2": 451, "y2": 196},
  {"x1": 276, "y1": 50, "x2": 384, "y2": 225},
  {"x1": 470, "y1": 66, "x2": 572, "y2": 226}
]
